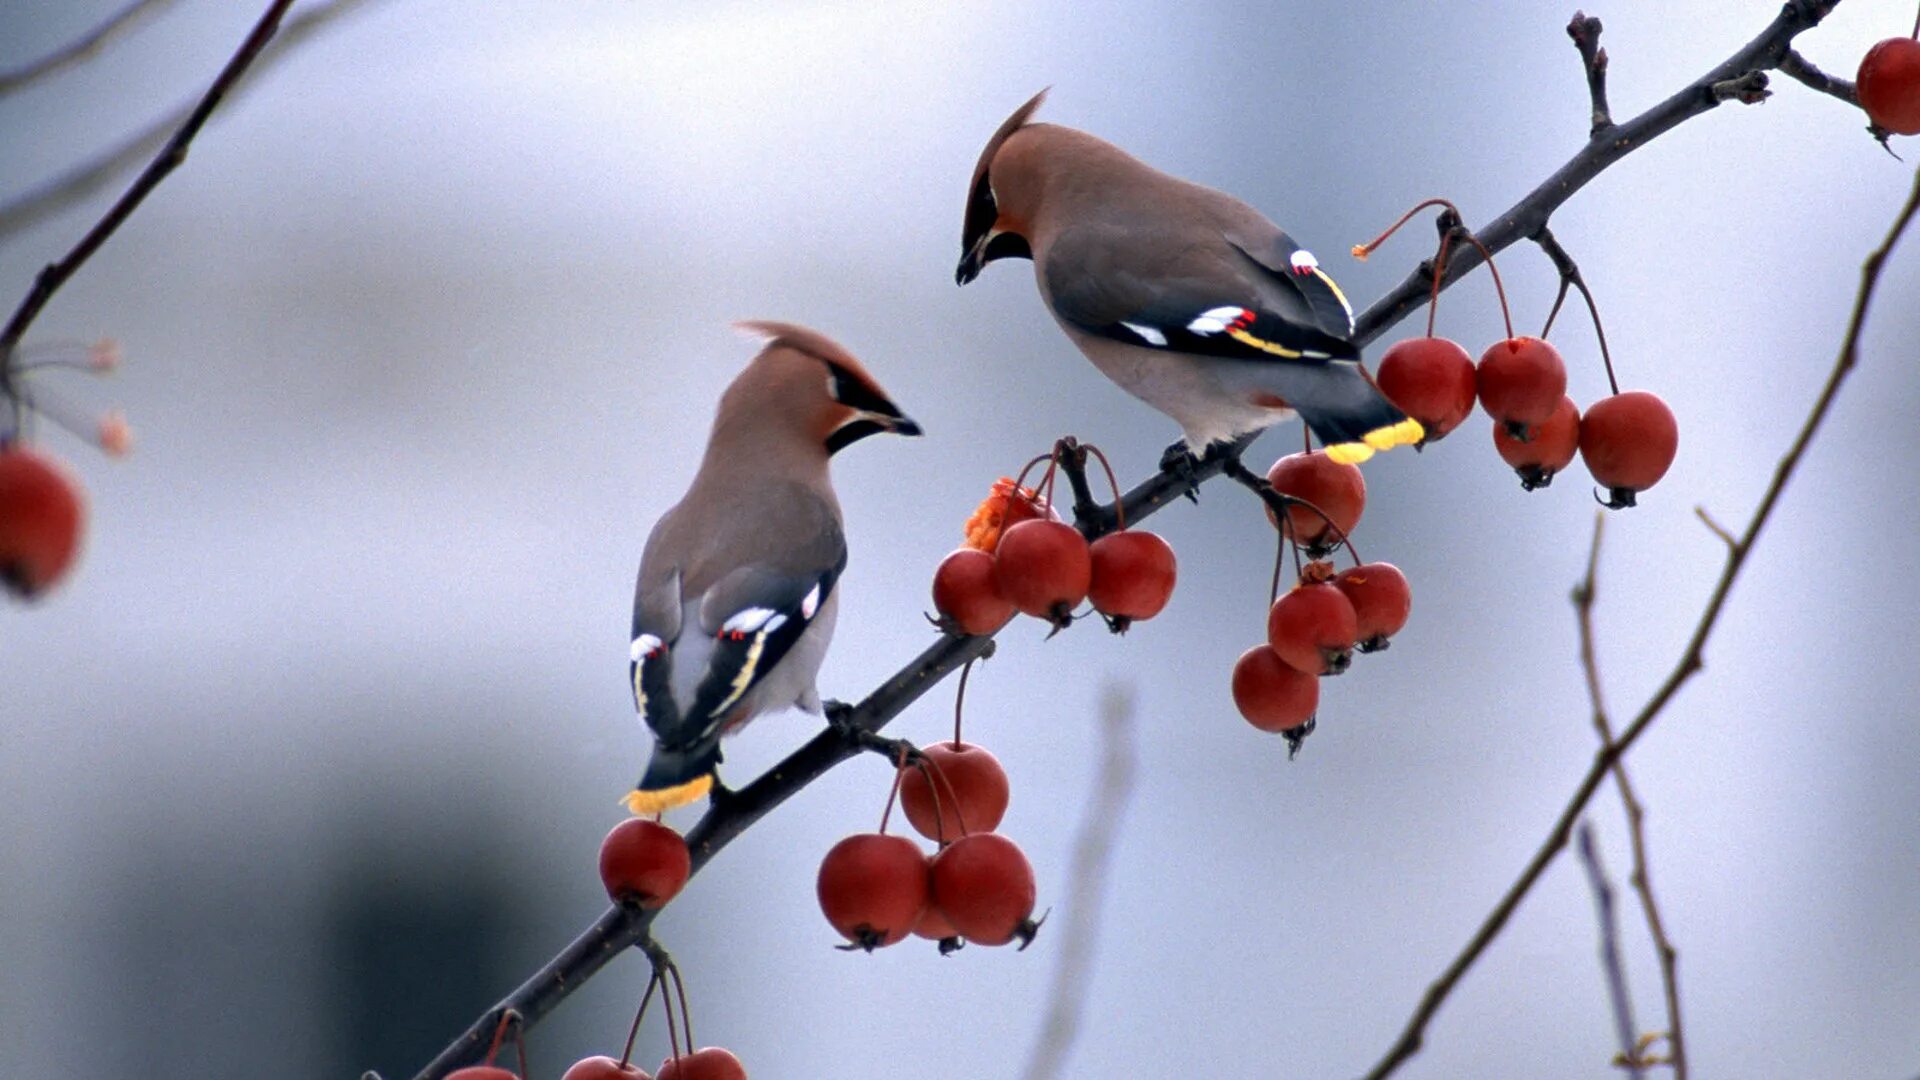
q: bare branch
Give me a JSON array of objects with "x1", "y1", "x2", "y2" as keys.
[
  {"x1": 1777, "y1": 48, "x2": 1859, "y2": 107},
  {"x1": 1023, "y1": 683, "x2": 1139, "y2": 1080},
  {"x1": 1575, "y1": 514, "x2": 1687, "y2": 1078},
  {"x1": 1351, "y1": 0, "x2": 1840, "y2": 349},
  {"x1": 1568, "y1": 12, "x2": 1613, "y2": 136},
  {"x1": 0, "y1": 0, "x2": 384, "y2": 250},
  {"x1": 1576, "y1": 823, "x2": 1643, "y2": 1080},
  {"x1": 1693, "y1": 506, "x2": 1739, "y2": 552},
  {"x1": 1362, "y1": 163, "x2": 1920, "y2": 1080},
  {"x1": 0, "y1": 0, "x2": 297, "y2": 365},
  {"x1": 0, "y1": 0, "x2": 177, "y2": 97}
]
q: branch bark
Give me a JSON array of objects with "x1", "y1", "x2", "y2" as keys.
[{"x1": 0, "y1": 0, "x2": 176, "y2": 96}]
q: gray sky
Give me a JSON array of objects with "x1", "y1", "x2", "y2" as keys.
[{"x1": 3, "y1": 2, "x2": 1918, "y2": 1077}]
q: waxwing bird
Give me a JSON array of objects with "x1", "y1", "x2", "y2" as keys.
[
  {"x1": 956, "y1": 90, "x2": 1422, "y2": 465},
  {"x1": 623, "y1": 322, "x2": 921, "y2": 814}
]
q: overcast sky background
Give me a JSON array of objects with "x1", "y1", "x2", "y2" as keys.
[{"x1": 3, "y1": 2, "x2": 1919, "y2": 1078}]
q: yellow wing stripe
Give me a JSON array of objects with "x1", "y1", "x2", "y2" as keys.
[
  {"x1": 623, "y1": 774, "x2": 714, "y2": 815},
  {"x1": 1311, "y1": 268, "x2": 1355, "y2": 325},
  {"x1": 709, "y1": 628, "x2": 770, "y2": 717},
  {"x1": 1226, "y1": 326, "x2": 1303, "y2": 359}
]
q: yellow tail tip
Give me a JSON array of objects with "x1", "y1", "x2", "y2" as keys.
[
  {"x1": 1363, "y1": 417, "x2": 1426, "y2": 450},
  {"x1": 1325, "y1": 441, "x2": 1376, "y2": 465},
  {"x1": 622, "y1": 773, "x2": 714, "y2": 816}
]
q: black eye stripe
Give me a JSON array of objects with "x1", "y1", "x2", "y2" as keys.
[
  {"x1": 962, "y1": 172, "x2": 998, "y2": 251},
  {"x1": 823, "y1": 361, "x2": 900, "y2": 416}
]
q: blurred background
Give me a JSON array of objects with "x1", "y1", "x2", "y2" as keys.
[{"x1": 3, "y1": 2, "x2": 1918, "y2": 1077}]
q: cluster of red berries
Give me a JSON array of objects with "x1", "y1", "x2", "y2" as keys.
[
  {"x1": 1377, "y1": 334, "x2": 1678, "y2": 507},
  {"x1": 1231, "y1": 451, "x2": 1412, "y2": 740},
  {"x1": 1860, "y1": 31, "x2": 1920, "y2": 137},
  {"x1": 933, "y1": 448, "x2": 1177, "y2": 634},
  {"x1": 817, "y1": 699, "x2": 1038, "y2": 953}
]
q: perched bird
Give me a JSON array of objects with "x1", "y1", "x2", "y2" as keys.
[
  {"x1": 622, "y1": 322, "x2": 921, "y2": 814},
  {"x1": 956, "y1": 90, "x2": 1421, "y2": 466}
]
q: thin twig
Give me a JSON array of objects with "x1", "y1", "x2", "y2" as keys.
[
  {"x1": 0, "y1": 0, "x2": 177, "y2": 96},
  {"x1": 1533, "y1": 227, "x2": 1620, "y2": 394},
  {"x1": 1363, "y1": 164, "x2": 1920, "y2": 1080},
  {"x1": 0, "y1": 0, "x2": 297, "y2": 363},
  {"x1": 1576, "y1": 822, "x2": 1643, "y2": 1080},
  {"x1": 1022, "y1": 683, "x2": 1140, "y2": 1080},
  {"x1": 1776, "y1": 48, "x2": 1859, "y2": 107},
  {"x1": 0, "y1": 0, "x2": 385, "y2": 249},
  {"x1": 1568, "y1": 12, "x2": 1613, "y2": 136},
  {"x1": 1350, "y1": 0, "x2": 1841, "y2": 349},
  {"x1": 1574, "y1": 514, "x2": 1687, "y2": 1078},
  {"x1": 1693, "y1": 506, "x2": 1739, "y2": 552}
]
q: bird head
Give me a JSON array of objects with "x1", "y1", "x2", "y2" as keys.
[
  {"x1": 957, "y1": 89, "x2": 1052, "y2": 286},
  {"x1": 724, "y1": 321, "x2": 922, "y2": 456}
]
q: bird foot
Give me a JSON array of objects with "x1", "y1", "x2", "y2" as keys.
[{"x1": 1158, "y1": 440, "x2": 1203, "y2": 503}]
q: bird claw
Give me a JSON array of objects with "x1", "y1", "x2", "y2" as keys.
[{"x1": 1158, "y1": 441, "x2": 1202, "y2": 503}]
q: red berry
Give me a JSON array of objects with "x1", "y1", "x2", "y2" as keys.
[
  {"x1": 564, "y1": 1057, "x2": 652, "y2": 1080},
  {"x1": 929, "y1": 833, "x2": 1039, "y2": 947},
  {"x1": 1376, "y1": 337, "x2": 1478, "y2": 441},
  {"x1": 1230, "y1": 646, "x2": 1320, "y2": 732},
  {"x1": 1492, "y1": 395, "x2": 1580, "y2": 491},
  {"x1": 1859, "y1": 37, "x2": 1920, "y2": 135},
  {"x1": 657, "y1": 1048, "x2": 747, "y2": 1080},
  {"x1": 913, "y1": 901, "x2": 963, "y2": 947},
  {"x1": 1334, "y1": 563, "x2": 1412, "y2": 652},
  {"x1": 599, "y1": 818, "x2": 692, "y2": 909},
  {"x1": 932, "y1": 548, "x2": 1014, "y2": 635},
  {"x1": 1267, "y1": 583, "x2": 1358, "y2": 676},
  {"x1": 1477, "y1": 336, "x2": 1568, "y2": 431},
  {"x1": 815, "y1": 834, "x2": 929, "y2": 951},
  {"x1": 898, "y1": 741, "x2": 1010, "y2": 842},
  {"x1": 0, "y1": 445, "x2": 85, "y2": 599},
  {"x1": 1580, "y1": 391, "x2": 1679, "y2": 508},
  {"x1": 1264, "y1": 452, "x2": 1365, "y2": 555},
  {"x1": 993, "y1": 519, "x2": 1091, "y2": 622},
  {"x1": 448, "y1": 1069, "x2": 520, "y2": 1080},
  {"x1": 1086, "y1": 530, "x2": 1177, "y2": 626}
]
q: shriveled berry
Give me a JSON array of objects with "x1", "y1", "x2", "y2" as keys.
[
  {"x1": 1230, "y1": 645, "x2": 1319, "y2": 732},
  {"x1": 0, "y1": 445, "x2": 85, "y2": 600},
  {"x1": 816, "y1": 833, "x2": 929, "y2": 950},
  {"x1": 898, "y1": 741, "x2": 1010, "y2": 842},
  {"x1": 1267, "y1": 583, "x2": 1359, "y2": 676},
  {"x1": 1858, "y1": 37, "x2": 1920, "y2": 135},
  {"x1": 932, "y1": 548, "x2": 1014, "y2": 635},
  {"x1": 929, "y1": 833, "x2": 1039, "y2": 947},
  {"x1": 1265, "y1": 452, "x2": 1365, "y2": 556},
  {"x1": 1377, "y1": 337, "x2": 1478, "y2": 441},
  {"x1": 1580, "y1": 390, "x2": 1679, "y2": 508},
  {"x1": 1477, "y1": 336, "x2": 1568, "y2": 432},
  {"x1": 993, "y1": 519, "x2": 1091, "y2": 624},
  {"x1": 599, "y1": 818, "x2": 692, "y2": 909},
  {"x1": 1087, "y1": 530, "x2": 1177, "y2": 628},
  {"x1": 1493, "y1": 395, "x2": 1580, "y2": 491}
]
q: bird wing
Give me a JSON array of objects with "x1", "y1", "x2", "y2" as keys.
[
  {"x1": 1222, "y1": 221, "x2": 1356, "y2": 341},
  {"x1": 1043, "y1": 221, "x2": 1359, "y2": 364},
  {"x1": 680, "y1": 556, "x2": 844, "y2": 739}
]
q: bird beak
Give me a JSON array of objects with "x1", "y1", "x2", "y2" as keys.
[
  {"x1": 888, "y1": 414, "x2": 924, "y2": 437},
  {"x1": 956, "y1": 234, "x2": 990, "y2": 286}
]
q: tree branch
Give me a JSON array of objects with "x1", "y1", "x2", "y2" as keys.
[
  {"x1": 0, "y1": 0, "x2": 296, "y2": 363},
  {"x1": 0, "y1": 0, "x2": 384, "y2": 250},
  {"x1": 1567, "y1": 11, "x2": 1613, "y2": 137},
  {"x1": 0, "y1": 0, "x2": 177, "y2": 97},
  {"x1": 1350, "y1": 0, "x2": 1841, "y2": 350},
  {"x1": 1776, "y1": 47, "x2": 1859, "y2": 107},
  {"x1": 1575, "y1": 514, "x2": 1685, "y2": 1077},
  {"x1": 1362, "y1": 162, "x2": 1920, "y2": 1080},
  {"x1": 1575, "y1": 822, "x2": 1643, "y2": 1080}
]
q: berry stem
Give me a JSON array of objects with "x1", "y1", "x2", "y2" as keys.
[
  {"x1": 952, "y1": 658, "x2": 974, "y2": 748},
  {"x1": 1449, "y1": 226, "x2": 1515, "y2": 341},
  {"x1": 913, "y1": 758, "x2": 951, "y2": 844},
  {"x1": 918, "y1": 752, "x2": 973, "y2": 839},
  {"x1": 1351, "y1": 197, "x2": 1458, "y2": 259},
  {"x1": 1081, "y1": 443, "x2": 1127, "y2": 531},
  {"x1": 1269, "y1": 529, "x2": 1287, "y2": 607},
  {"x1": 667, "y1": 960, "x2": 695, "y2": 1059},
  {"x1": 1354, "y1": 197, "x2": 1512, "y2": 340},
  {"x1": 659, "y1": 965, "x2": 682, "y2": 1066},
  {"x1": 1535, "y1": 226, "x2": 1621, "y2": 395},
  {"x1": 877, "y1": 744, "x2": 911, "y2": 835},
  {"x1": 618, "y1": 973, "x2": 660, "y2": 1069},
  {"x1": 482, "y1": 1009, "x2": 519, "y2": 1067},
  {"x1": 1008, "y1": 452, "x2": 1053, "y2": 499},
  {"x1": 1425, "y1": 232, "x2": 1455, "y2": 339}
]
